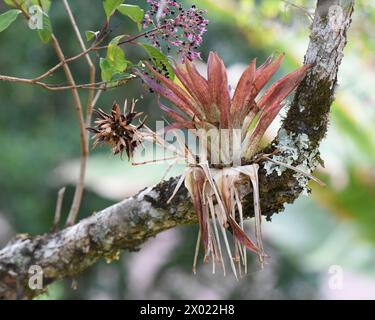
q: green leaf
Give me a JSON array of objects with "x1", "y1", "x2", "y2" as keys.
[
  {"x1": 3, "y1": 1, "x2": 52, "y2": 13},
  {"x1": 3, "y1": 0, "x2": 16, "y2": 7},
  {"x1": 39, "y1": 0, "x2": 51, "y2": 12},
  {"x1": 108, "y1": 35, "x2": 124, "y2": 47},
  {"x1": 99, "y1": 63, "x2": 130, "y2": 87},
  {"x1": 103, "y1": 0, "x2": 123, "y2": 19},
  {"x1": 37, "y1": 11, "x2": 52, "y2": 44},
  {"x1": 100, "y1": 57, "x2": 114, "y2": 82},
  {"x1": 118, "y1": 4, "x2": 144, "y2": 30},
  {"x1": 107, "y1": 36, "x2": 127, "y2": 71},
  {"x1": 108, "y1": 45, "x2": 127, "y2": 71},
  {"x1": 85, "y1": 30, "x2": 98, "y2": 42},
  {"x1": 100, "y1": 49, "x2": 128, "y2": 82},
  {"x1": 99, "y1": 35, "x2": 129, "y2": 82},
  {"x1": 0, "y1": 9, "x2": 21, "y2": 33},
  {"x1": 117, "y1": 4, "x2": 144, "y2": 22},
  {"x1": 140, "y1": 43, "x2": 175, "y2": 80},
  {"x1": 30, "y1": 0, "x2": 52, "y2": 12}
]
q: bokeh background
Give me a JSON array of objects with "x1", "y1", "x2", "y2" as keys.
[{"x1": 1, "y1": 0, "x2": 375, "y2": 299}]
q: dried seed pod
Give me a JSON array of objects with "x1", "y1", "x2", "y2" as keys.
[{"x1": 87, "y1": 101, "x2": 145, "y2": 160}]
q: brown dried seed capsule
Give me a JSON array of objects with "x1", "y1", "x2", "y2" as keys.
[{"x1": 87, "y1": 101, "x2": 143, "y2": 160}]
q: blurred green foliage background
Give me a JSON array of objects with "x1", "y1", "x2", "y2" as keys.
[{"x1": 1, "y1": 0, "x2": 375, "y2": 299}]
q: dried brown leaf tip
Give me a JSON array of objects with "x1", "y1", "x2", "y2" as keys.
[{"x1": 87, "y1": 100, "x2": 144, "y2": 160}]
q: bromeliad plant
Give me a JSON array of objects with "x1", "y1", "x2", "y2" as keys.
[
  {"x1": 89, "y1": 51, "x2": 320, "y2": 277},
  {"x1": 134, "y1": 52, "x2": 314, "y2": 277},
  {"x1": 81, "y1": 0, "x2": 318, "y2": 278}
]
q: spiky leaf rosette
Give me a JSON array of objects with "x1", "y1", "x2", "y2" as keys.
[
  {"x1": 138, "y1": 52, "x2": 311, "y2": 276},
  {"x1": 88, "y1": 101, "x2": 144, "y2": 160},
  {"x1": 139, "y1": 52, "x2": 310, "y2": 161}
]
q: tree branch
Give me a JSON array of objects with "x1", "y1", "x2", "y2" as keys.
[
  {"x1": 0, "y1": 182, "x2": 197, "y2": 300},
  {"x1": 0, "y1": 0, "x2": 354, "y2": 299}
]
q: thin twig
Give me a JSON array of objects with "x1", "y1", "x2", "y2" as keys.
[
  {"x1": 49, "y1": 35, "x2": 88, "y2": 226},
  {"x1": 0, "y1": 75, "x2": 132, "y2": 91},
  {"x1": 88, "y1": 89, "x2": 103, "y2": 125},
  {"x1": 32, "y1": 26, "x2": 163, "y2": 83},
  {"x1": 94, "y1": 26, "x2": 166, "y2": 50},
  {"x1": 61, "y1": 0, "x2": 96, "y2": 127},
  {"x1": 32, "y1": 47, "x2": 94, "y2": 82},
  {"x1": 132, "y1": 156, "x2": 178, "y2": 166},
  {"x1": 53, "y1": 187, "x2": 66, "y2": 232}
]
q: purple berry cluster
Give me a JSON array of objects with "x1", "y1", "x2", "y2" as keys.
[{"x1": 142, "y1": 1, "x2": 208, "y2": 62}]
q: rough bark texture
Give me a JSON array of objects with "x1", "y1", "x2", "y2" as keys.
[{"x1": 0, "y1": 0, "x2": 354, "y2": 299}]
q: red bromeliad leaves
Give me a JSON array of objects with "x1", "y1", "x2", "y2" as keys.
[
  {"x1": 158, "y1": 100, "x2": 188, "y2": 124},
  {"x1": 140, "y1": 51, "x2": 310, "y2": 159},
  {"x1": 258, "y1": 64, "x2": 311, "y2": 110},
  {"x1": 144, "y1": 61, "x2": 203, "y2": 118},
  {"x1": 244, "y1": 64, "x2": 311, "y2": 158},
  {"x1": 137, "y1": 71, "x2": 197, "y2": 119},
  {"x1": 184, "y1": 61, "x2": 210, "y2": 108},
  {"x1": 253, "y1": 53, "x2": 285, "y2": 95},
  {"x1": 235, "y1": 54, "x2": 286, "y2": 126},
  {"x1": 207, "y1": 52, "x2": 231, "y2": 128},
  {"x1": 230, "y1": 58, "x2": 256, "y2": 122},
  {"x1": 183, "y1": 61, "x2": 220, "y2": 123},
  {"x1": 244, "y1": 103, "x2": 286, "y2": 159}
]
